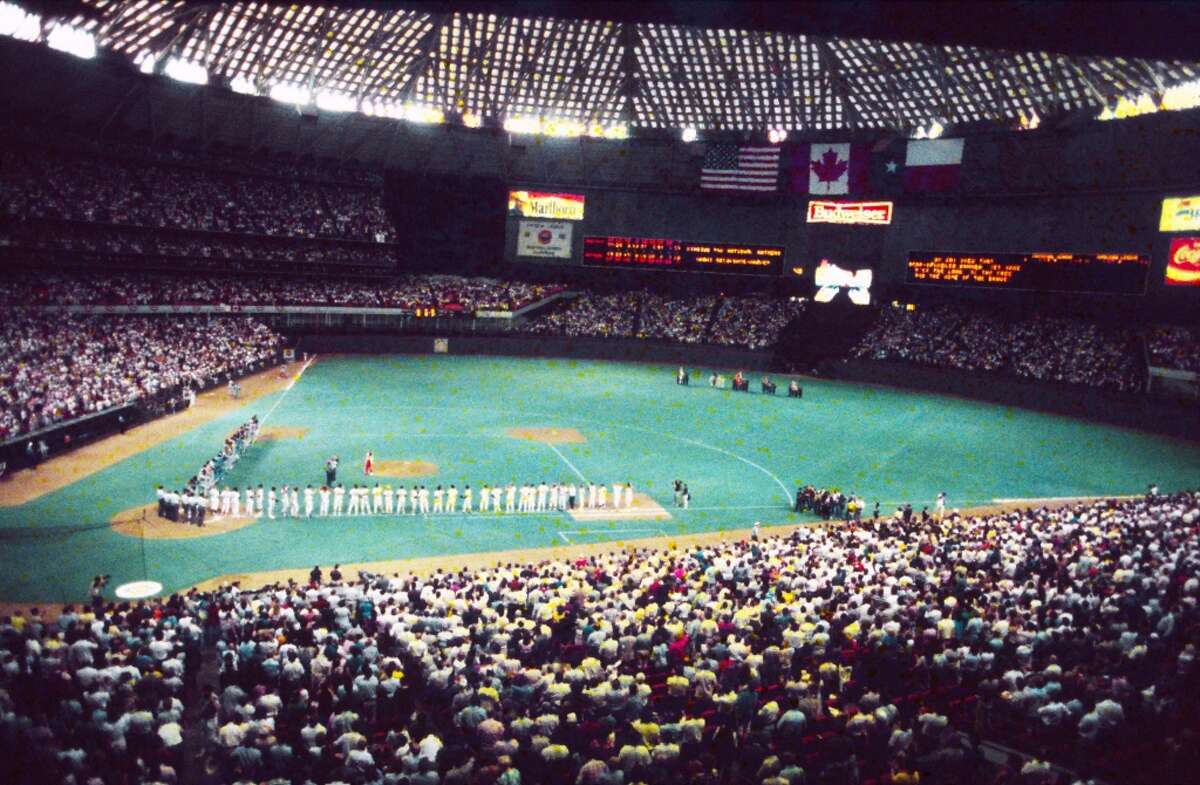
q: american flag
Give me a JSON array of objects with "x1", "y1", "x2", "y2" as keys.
[{"x1": 700, "y1": 144, "x2": 782, "y2": 192}]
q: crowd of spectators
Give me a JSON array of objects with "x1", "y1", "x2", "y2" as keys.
[
  {"x1": 0, "y1": 274, "x2": 563, "y2": 314},
  {"x1": 1147, "y1": 325, "x2": 1200, "y2": 373},
  {"x1": 853, "y1": 305, "x2": 1145, "y2": 392},
  {"x1": 525, "y1": 291, "x2": 802, "y2": 350},
  {"x1": 0, "y1": 595, "x2": 204, "y2": 785},
  {"x1": 0, "y1": 314, "x2": 280, "y2": 440},
  {"x1": 1, "y1": 222, "x2": 399, "y2": 274},
  {"x1": 93, "y1": 489, "x2": 1192, "y2": 785},
  {"x1": 0, "y1": 146, "x2": 395, "y2": 243}
]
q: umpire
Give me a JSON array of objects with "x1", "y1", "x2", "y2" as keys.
[{"x1": 325, "y1": 455, "x2": 339, "y2": 485}]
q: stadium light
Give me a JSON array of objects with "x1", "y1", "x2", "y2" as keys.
[
  {"x1": 163, "y1": 57, "x2": 207, "y2": 86},
  {"x1": 925, "y1": 120, "x2": 944, "y2": 139},
  {"x1": 134, "y1": 51, "x2": 157, "y2": 75},
  {"x1": 603, "y1": 124, "x2": 628, "y2": 140},
  {"x1": 681, "y1": 126, "x2": 697, "y2": 142},
  {"x1": 503, "y1": 116, "x2": 539, "y2": 135},
  {"x1": 230, "y1": 75, "x2": 257, "y2": 95},
  {"x1": 269, "y1": 82, "x2": 312, "y2": 106},
  {"x1": 0, "y1": 2, "x2": 40, "y2": 42},
  {"x1": 403, "y1": 104, "x2": 444, "y2": 124},
  {"x1": 768, "y1": 128, "x2": 788, "y2": 144},
  {"x1": 315, "y1": 90, "x2": 355, "y2": 113},
  {"x1": 462, "y1": 112, "x2": 483, "y2": 128},
  {"x1": 46, "y1": 23, "x2": 95, "y2": 59}
]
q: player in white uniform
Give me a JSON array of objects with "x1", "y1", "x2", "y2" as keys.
[
  {"x1": 333, "y1": 484, "x2": 345, "y2": 515},
  {"x1": 209, "y1": 487, "x2": 221, "y2": 517},
  {"x1": 290, "y1": 486, "x2": 300, "y2": 517},
  {"x1": 304, "y1": 486, "x2": 315, "y2": 518},
  {"x1": 384, "y1": 485, "x2": 394, "y2": 514},
  {"x1": 935, "y1": 491, "x2": 946, "y2": 519},
  {"x1": 245, "y1": 487, "x2": 256, "y2": 518},
  {"x1": 611, "y1": 483, "x2": 622, "y2": 509},
  {"x1": 256, "y1": 485, "x2": 265, "y2": 516},
  {"x1": 372, "y1": 484, "x2": 383, "y2": 515},
  {"x1": 419, "y1": 486, "x2": 430, "y2": 514},
  {"x1": 598, "y1": 484, "x2": 607, "y2": 509},
  {"x1": 347, "y1": 485, "x2": 361, "y2": 516},
  {"x1": 589, "y1": 483, "x2": 598, "y2": 509},
  {"x1": 624, "y1": 483, "x2": 634, "y2": 509},
  {"x1": 490, "y1": 485, "x2": 501, "y2": 512},
  {"x1": 319, "y1": 486, "x2": 330, "y2": 517},
  {"x1": 395, "y1": 486, "x2": 407, "y2": 515},
  {"x1": 505, "y1": 483, "x2": 516, "y2": 513},
  {"x1": 462, "y1": 485, "x2": 473, "y2": 513},
  {"x1": 446, "y1": 485, "x2": 457, "y2": 513},
  {"x1": 480, "y1": 484, "x2": 491, "y2": 513},
  {"x1": 433, "y1": 486, "x2": 444, "y2": 513}
]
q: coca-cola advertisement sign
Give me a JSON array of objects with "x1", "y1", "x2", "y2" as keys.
[{"x1": 1166, "y1": 237, "x2": 1200, "y2": 286}]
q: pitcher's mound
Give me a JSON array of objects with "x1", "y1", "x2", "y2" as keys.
[
  {"x1": 568, "y1": 493, "x2": 672, "y2": 523},
  {"x1": 257, "y1": 426, "x2": 309, "y2": 441},
  {"x1": 375, "y1": 460, "x2": 438, "y2": 478},
  {"x1": 111, "y1": 503, "x2": 258, "y2": 539},
  {"x1": 506, "y1": 427, "x2": 586, "y2": 444}
]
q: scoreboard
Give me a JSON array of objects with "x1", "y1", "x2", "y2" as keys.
[
  {"x1": 583, "y1": 236, "x2": 784, "y2": 276},
  {"x1": 906, "y1": 250, "x2": 1150, "y2": 295}
]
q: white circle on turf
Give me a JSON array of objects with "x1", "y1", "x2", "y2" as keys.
[{"x1": 115, "y1": 581, "x2": 162, "y2": 599}]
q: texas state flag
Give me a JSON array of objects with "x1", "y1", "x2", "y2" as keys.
[
  {"x1": 790, "y1": 143, "x2": 870, "y2": 195},
  {"x1": 904, "y1": 138, "x2": 964, "y2": 192}
]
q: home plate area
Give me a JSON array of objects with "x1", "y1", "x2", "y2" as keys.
[{"x1": 567, "y1": 492, "x2": 672, "y2": 523}]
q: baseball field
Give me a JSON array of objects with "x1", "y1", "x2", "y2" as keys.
[{"x1": 2, "y1": 353, "x2": 1199, "y2": 604}]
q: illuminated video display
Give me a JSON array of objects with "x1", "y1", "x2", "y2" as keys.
[{"x1": 906, "y1": 250, "x2": 1149, "y2": 294}]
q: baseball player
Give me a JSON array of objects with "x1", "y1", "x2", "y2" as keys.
[
  {"x1": 462, "y1": 485, "x2": 473, "y2": 513},
  {"x1": 567, "y1": 484, "x2": 577, "y2": 510},
  {"x1": 490, "y1": 484, "x2": 501, "y2": 512},
  {"x1": 244, "y1": 487, "x2": 255, "y2": 518},
  {"x1": 333, "y1": 483, "x2": 345, "y2": 515},
  {"x1": 433, "y1": 485, "x2": 444, "y2": 513},
  {"x1": 446, "y1": 484, "x2": 457, "y2": 513},
  {"x1": 268, "y1": 487, "x2": 278, "y2": 519},
  {"x1": 395, "y1": 485, "x2": 407, "y2": 515},
  {"x1": 347, "y1": 484, "x2": 361, "y2": 516},
  {"x1": 231, "y1": 487, "x2": 242, "y2": 517},
  {"x1": 256, "y1": 485, "x2": 265, "y2": 517},
  {"x1": 598, "y1": 484, "x2": 607, "y2": 509},
  {"x1": 624, "y1": 483, "x2": 634, "y2": 509},
  {"x1": 504, "y1": 483, "x2": 515, "y2": 513},
  {"x1": 372, "y1": 484, "x2": 384, "y2": 515},
  {"x1": 409, "y1": 485, "x2": 418, "y2": 514},
  {"x1": 480, "y1": 484, "x2": 491, "y2": 513},
  {"x1": 549, "y1": 483, "x2": 559, "y2": 511},
  {"x1": 383, "y1": 484, "x2": 394, "y2": 514},
  {"x1": 419, "y1": 485, "x2": 430, "y2": 514},
  {"x1": 290, "y1": 486, "x2": 300, "y2": 517},
  {"x1": 935, "y1": 491, "x2": 946, "y2": 519},
  {"x1": 210, "y1": 486, "x2": 221, "y2": 517},
  {"x1": 319, "y1": 486, "x2": 330, "y2": 517},
  {"x1": 303, "y1": 485, "x2": 315, "y2": 518},
  {"x1": 611, "y1": 482, "x2": 623, "y2": 509}
]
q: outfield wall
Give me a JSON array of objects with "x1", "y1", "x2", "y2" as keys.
[
  {"x1": 826, "y1": 359, "x2": 1200, "y2": 442},
  {"x1": 290, "y1": 333, "x2": 777, "y2": 371},
  {"x1": 291, "y1": 334, "x2": 1200, "y2": 441}
]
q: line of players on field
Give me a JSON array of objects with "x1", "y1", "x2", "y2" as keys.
[{"x1": 204, "y1": 480, "x2": 637, "y2": 520}]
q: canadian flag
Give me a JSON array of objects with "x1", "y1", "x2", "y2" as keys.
[{"x1": 792, "y1": 143, "x2": 869, "y2": 195}]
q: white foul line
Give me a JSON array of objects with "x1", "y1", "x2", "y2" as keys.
[
  {"x1": 546, "y1": 443, "x2": 588, "y2": 483},
  {"x1": 259, "y1": 355, "x2": 316, "y2": 430}
]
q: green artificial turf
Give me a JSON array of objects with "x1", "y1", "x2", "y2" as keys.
[{"x1": 2, "y1": 354, "x2": 1198, "y2": 603}]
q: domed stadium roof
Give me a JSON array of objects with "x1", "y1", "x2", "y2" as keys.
[{"x1": 21, "y1": 0, "x2": 1200, "y2": 135}]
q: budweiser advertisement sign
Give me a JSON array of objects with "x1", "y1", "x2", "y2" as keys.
[
  {"x1": 1166, "y1": 237, "x2": 1200, "y2": 286},
  {"x1": 508, "y1": 190, "x2": 585, "y2": 220},
  {"x1": 1160, "y1": 196, "x2": 1200, "y2": 232},
  {"x1": 807, "y1": 200, "x2": 893, "y2": 225}
]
